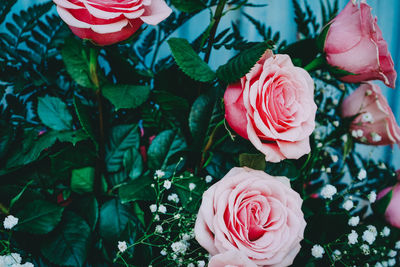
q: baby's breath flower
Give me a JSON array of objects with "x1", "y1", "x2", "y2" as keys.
[
  {"x1": 362, "y1": 230, "x2": 376, "y2": 245},
  {"x1": 388, "y1": 250, "x2": 397, "y2": 258},
  {"x1": 167, "y1": 193, "x2": 179, "y2": 203},
  {"x1": 388, "y1": 259, "x2": 396, "y2": 266},
  {"x1": 311, "y1": 245, "x2": 325, "y2": 258},
  {"x1": 155, "y1": 225, "x2": 163, "y2": 234},
  {"x1": 368, "y1": 191, "x2": 377, "y2": 203},
  {"x1": 348, "y1": 230, "x2": 358, "y2": 245},
  {"x1": 197, "y1": 260, "x2": 206, "y2": 267},
  {"x1": 189, "y1": 183, "x2": 196, "y2": 191},
  {"x1": 118, "y1": 241, "x2": 127, "y2": 253},
  {"x1": 395, "y1": 240, "x2": 400, "y2": 249},
  {"x1": 333, "y1": 121, "x2": 340, "y2": 127},
  {"x1": 155, "y1": 170, "x2": 165, "y2": 178},
  {"x1": 371, "y1": 132, "x2": 382, "y2": 142},
  {"x1": 348, "y1": 216, "x2": 360, "y2": 227},
  {"x1": 358, "y1": 169, "x2": 367, "y2": 180},
  {"x1": 3, "y1": 215, "x2": 18, "y2": 229},
  {"x1": 381, "y1": 226, "x2": 391, "y2": 237},
  {"x1": 163, "y1": 180, "x2": 172, "y2": 190},
  {"x1": 321, "y1": 184, "x2": 337, "y2": 199},
  {"x1": 331, "y1": 154, "x2": 339, "y2": 163},
  {"x1": 360, "y1": 244, "x2": 370, "y2": 255},
  {"x1": 332, "y1": 250, "x2": 342, "y2": 261},
  {"x1": 205, "y1": 175, "x2": 213, "y2": 183},
  {"x1": 343, "y1": 200, "x2": 354, "y2": 211},
  {"x1": 362, "y1": 112, "x2": 374, "y2": 123},
  {"x1": 158, "y1": 204, "x2": 167, "y2": 214},
  {"x1": 150, "y1": 204, "x2": 157, "y2": 213},
  {"x1": 160, "y1": 249, "x2": 167, "y2": 256}
]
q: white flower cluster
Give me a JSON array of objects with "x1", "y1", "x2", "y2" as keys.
[
  {"x1": 321, "y1": 184, "x2": 337, "y2": 199},
  {"x1": 118, "y1": 241, "x2": 127, "y2": 253},
  {"x1": 171, "y1": 240, "x2": 189, "y2": 255},
  {"x1": 357, "y1": 169, "x2": 367, "y2": 180},
  {"x1": 348, "y1": 216, "x2": 360, "y2": 227},
  {"x1": 311, "y1": 244, "x2": 325, "y2": 258},
  {"x1": 3, "y1": 215, "x2": 18, "y2": 230},
  {"x1": 352, "y1": 129, "x2": 364, "y2": 138},
  {"x1": 368, "y1": 191, "x2": 377, "y2": 203},
  {"x1": 0, "y1": 253, "x2": 34, "y2": 267},
  {"x1": 149, "y1": 204, "x2": 167, "y2": 214},
  {"x1": 362, "y1": 225, "x2": 377, "y2": 245},
  {"x1": 167, "y1": 193, "x2": 179, "y2": 203},
  {"x1": 348, "y1": 230, "x2": 358, "y2": 245},
  {"x1": 342, "y1": 200, "x2": 354, "y2": 211}
]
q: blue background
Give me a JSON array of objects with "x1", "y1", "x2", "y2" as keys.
[{"x1": 6, "y1": 0, "x2": 400, "y2": 168}]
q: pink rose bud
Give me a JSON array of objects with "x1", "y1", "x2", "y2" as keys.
[
  {"x1": 341, "y1": 82, "x2": 400, "y2": 146},
  {"x1": 195, "y1": 167, "x2": 306, "y2": 267},
  {"x1": 224, "y1": 50, "x2": 317, "y2": 162},
  {"x1": 208, "y1": 250, "x2": 257, "y2": 267},
  {"x1": 377, "y1": 171, "x2": 400, "y2": 229},
  {"x1": 53, "y1": 0, "x2": 172, "y2": 46},
  {"x1": 324, "y1": 0, "x2": 396, "y2": 88}
]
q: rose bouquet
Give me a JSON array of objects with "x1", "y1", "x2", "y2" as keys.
[{"x1": 0, "y1": 0, "x2": 399, "y2": 266}]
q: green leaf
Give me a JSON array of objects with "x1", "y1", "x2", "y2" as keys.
[
  {"x1": 102, "y1": 84, "x2": 150, "y2": 110},
  {"x1": 168, "y1": 37, "x2": 216, "y2": 82},
  {"x1": 99, "y1": 199, "x2": 138, "y2": 242},
  {"x1": 147, "y1": 129, "x2": 187, "y2": 171},
  {"x1": 105, "y1": 124, "x2": 140, "y2": 172},
  {"x1": 216, "y1": 42, "x2": 272, "y2": 84},
  {"x1": 170, "y1": 0, "x2": 204, "y2": 13},
  {"x1": 327, "y1": 65, "x2": 357, "y2": 77},
  {"x1": 6, "y1": 130, "x2": 88, "y2": 169},
  {"x1": 70, "y1": 195, "x2": 98, "y2": 231},
  {"x1": 37, "y1": 95, "x2": 73, "y2": 131},
  {"x1": 119, "y1": 176, "x2": 156, "y2": 204},
  {"x1": 174, "y1": 175, "x2": 207, "y2": 213},
  {"x1": 123, "y1": 148, "x2": 143, "y2": 180},
  {"x1": 316, "y1": 23, "x2": 331, "y2": 52},
  {"x1": 239, "y1": 153, "x2": 266, "y2": 171},
  {"x1": 188, "y1": 94, "x2": 222, "y2": 149},
  {"x1": 15, "y1": 200, "x2": 64, "y2": 234},
  {"x1": 71, "y1": 167, "x2": 95, "y2": 194},
  {"x1": 373, "y1": 189, "x2": 393, "y2": 216},
  {"x1": 9, "y1": 180, "x2": 33, "y2": 210},
  {"x1": 61, "y1": 38, "x2": 93, "y2": 88},
  {"x1": 265, "y1": 160, "x2": 300, "y2": 179},
  {"x1": 282, "y1": 39, "x2": 318, "y2": 67},
  {"x1": 73, "y1": 95, "x2": 98, "y2": 149},
  {"x1": 41, "y1": 211, "x2": 91, "y2": 267}
]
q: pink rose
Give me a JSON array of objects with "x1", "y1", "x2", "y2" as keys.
[
  {"x1": 224, "y1": 50, "x2": 317, "y2": 162},
  {"x1": 195, "y1": 167, "x2": 306, "y2": 267},
  {"x1": 53, "y1": 0, "x2": 172, "y2": 46},
  {"x1": 324, "y1": 0, "x2": 396, "y2": 88},
  {"x1": 377, "y1": 171, "x2": 400, "y2": 228},
  {"x1": 341, "y1": 82, "x2": 400, "y2": 146},
  {"x1": 208, "y1": 250, "x2": 257, "y2": 267}
]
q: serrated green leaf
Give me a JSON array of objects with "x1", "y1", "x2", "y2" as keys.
[
  {"x1": 71, "y1": 167, "x2": 95, "y2": 194},
  {"x1": 216, "y1": 42, "x2": 271, "y2": 84},
  {"x1": 41, "y1": 211, "x2": 91, "y2": 267},
  {"x1": 37, "y1": 95, "x2": 73, "y2": 131},
  {"x1": 168, "y1": 37, "x2": 216, "y2": 82},
  {"x1": 61, "y1": 38, "x2": 93, "y2": 88},
  {"x1": 102, "y1": 84, "x2": 150, "y2": 110},
  {"x1": 99, "y1": 199, "x2": 138, "y2": 242},
  {"x1": 6, "y1": 130, "x2": 88, "y2": 169},
  {"x1": 73, "y1": 95, "x2": 98, "y2": 149},
  {"x1": 123, "y1": 147, "x2": 143, "y2": 180},
  {"x1": 105, "y1": 124, "x2": 140, "y2": 172},
  {"x1": 147, "y1": 129, "x2": 187, "y2": 171},
  {"x1": 170, "y1": 0, "x2": 204, "y2": 13},
  {"x1": 119, "y1": 176, "x2": 156, "y2": 204},
  {"x1": 15, "y1": 200, "x2": 64, "y2": 234},
  {"x1": 239, "y1": 153, "x2": 266, "y2": 171}
]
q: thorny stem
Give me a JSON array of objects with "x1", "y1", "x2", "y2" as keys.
[
  {"x1": 203, "y1": 0, "x2": 228, "y2": 63},
  {"x1": 90, "y1": 48, "x2": 105, "y2": 195}
]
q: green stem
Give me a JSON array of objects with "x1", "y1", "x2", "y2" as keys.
[
  {"x1": 203, "y1": 0, "x2": 228, "y2": 63},
  {"x1": 89, "y1": 48, "x2": 106, "y2": 195},
  {"x1": 304, "y1": 55, "x2": 325, "y2": 72}
]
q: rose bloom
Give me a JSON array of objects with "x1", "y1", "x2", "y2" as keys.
[
  {"x1": 208, "y1": 251, "x2": 257, "y2": 267},
  {"x1": 224, "y1": 50, "x2": 317, "y2": 162},
  {"x1": 324, "y1": 0, "x2": 396, "y2": 88},
  {"x1": 377, "y1": 171, "x2": 400, "y2": 228},
  {"x1": 195, "y1": 167, "x2": 306, "y2": 267},
  {"x1": 341, "y1": 82, "x2": 400, "y2": 146},
  {"x1": 53, "y1": 0, "x2": 172, "y2": 46}
]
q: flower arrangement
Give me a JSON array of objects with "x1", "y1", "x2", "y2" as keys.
[{"x1": 0, "y1": 0, "x2": 399, "y2": 266}]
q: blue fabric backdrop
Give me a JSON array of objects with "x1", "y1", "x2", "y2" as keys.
[{"x1": 5, "y1": 0, "x2": 400, "y2": 167}]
